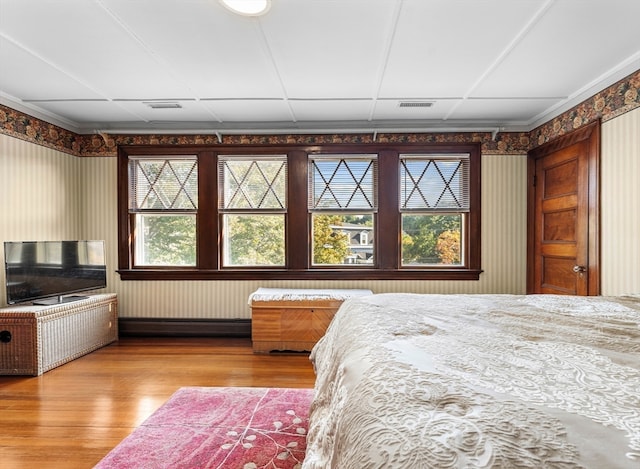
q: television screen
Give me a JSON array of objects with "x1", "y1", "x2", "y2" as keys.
[{"x1": 4, "y1": 240, "x2": 107, "y2": 305}]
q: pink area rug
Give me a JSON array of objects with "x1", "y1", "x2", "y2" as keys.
[{"x1": 95, "y1": 387, "x2": 314, "y2": 469}]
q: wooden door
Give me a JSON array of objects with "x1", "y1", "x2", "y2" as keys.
[{"x1": 527, "y1": 121, "x2": 600, "y2": 295}]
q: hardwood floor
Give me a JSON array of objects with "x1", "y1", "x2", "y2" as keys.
[{"x1": 0, "y1": 337, "x2": 316, "y2": 469}]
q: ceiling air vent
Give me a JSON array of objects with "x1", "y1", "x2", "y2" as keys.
[
  {"x1": 144, "y1": 102, "x2": 182, "y2": 109},
  {"x1": 398, "y1": 101, "x2": 434, "y2": 108}
]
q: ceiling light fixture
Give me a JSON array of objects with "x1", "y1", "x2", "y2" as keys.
[{"x1": 220, "y1": 0, "x2": 271, "y2": 16}]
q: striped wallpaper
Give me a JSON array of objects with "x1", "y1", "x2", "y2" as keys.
[
  {"x1": 601, "y1": 108, "x2": 640, "y2": 295},
  {"x1": 1, "y1": 107, "x2": 638, "y2": 316}
]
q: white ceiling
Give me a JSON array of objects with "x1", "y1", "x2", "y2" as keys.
[{"x1": 1, "y1": 0, "x2": 639, "y2": 135}]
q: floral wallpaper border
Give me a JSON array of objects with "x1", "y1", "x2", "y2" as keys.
[
  {"x1": 530, "y1": 68, "x2": 640, "y2": 147},
  {"x1": 1, "y1": 69, "x2": 638, "y2": 157},
  {"x1": 0, "y1": 105, "x2": 83, "y2": 155}
]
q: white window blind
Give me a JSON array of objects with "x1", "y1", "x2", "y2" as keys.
[
  {"x1": 218, "y1": 156, "x2": 287, "y2": 211},
  {"x1": 309, "y1": 155, "x2": 378, "y2": 211},
  {"x1": 400, "y1": 154, "x2": 470, "y2": 211},
  {"x1": 129, "y1": 157, "x2": 198, "y2": 211}
]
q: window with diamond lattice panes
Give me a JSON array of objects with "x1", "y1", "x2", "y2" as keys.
[
  {"x1": 309, "y1": 155, "x2": 377, "y2": 265},
  {"x1": 129, "y1": 157, "x2": 198, "y2": 266},
  {"x1": 400, "y1": 155, "x2": 469, "y2": 266},
  {"x1": 118, "y1": 143, "x2": 481, "y2": 280},
  {"x1": 218, "y1": 156, "x2": 287, "y2": 267}
]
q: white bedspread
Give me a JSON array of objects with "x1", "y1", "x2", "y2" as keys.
[{"x1": 304, "y1": 293, "x2": 640, "y2": 469}]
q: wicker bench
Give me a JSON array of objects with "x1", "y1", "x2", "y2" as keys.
[
  {"x1": 249, "y1": 288, "x2": 372, "y2": 353},
  {"x1": 0, "y1": 293, "x2": 118, "y2": 375}
]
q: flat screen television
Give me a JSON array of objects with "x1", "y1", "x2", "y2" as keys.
[{"x1": 4, "y1": 240, "x2": 107, "y2": 305}]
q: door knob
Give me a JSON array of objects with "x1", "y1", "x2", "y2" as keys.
[{"x1": 572, "y1": 265, "x2": 586, "y2": 273}]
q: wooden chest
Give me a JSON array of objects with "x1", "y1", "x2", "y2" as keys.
[
  {"x1": 250, "y1": 288, "x2": 372, "y2": 353},
  {"x1": 0, "y1": 293, "x2": 118, "y2": 375}
]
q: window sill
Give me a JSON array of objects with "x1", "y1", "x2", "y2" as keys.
[{"x1": 116, "y1": 269, "x2": 483, "y2": 281}]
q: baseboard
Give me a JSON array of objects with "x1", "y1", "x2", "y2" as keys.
[{"x1": 118, "y1": 318, "x2": 251, "y2": 337}]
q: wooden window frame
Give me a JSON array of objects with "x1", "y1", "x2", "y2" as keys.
[{"x1": 117, "y1": 142, "x2": 482, "y2": 281}]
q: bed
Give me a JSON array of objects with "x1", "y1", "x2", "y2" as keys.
[{"x1": 303, "y1": 293, "x2": 640, "y2": 468}]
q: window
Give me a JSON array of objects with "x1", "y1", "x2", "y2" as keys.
[
  {"x1": 218, "y1": 156, "x2": 287, "y2": 267},
  {"x1": 128, "y1": 156, "x2": 198, "y2": 266},
  {"x1": 117, "y1": 143, "x2": 481, "y2": 280},
  {"x1": 309, "y1": 155, "x2": 377, "y2": 266},
  {"x1": 400, "y1": 155, "x2": 469, "y2": 266}
]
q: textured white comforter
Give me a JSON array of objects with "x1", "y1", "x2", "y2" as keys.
[{"x1": 304, "y1": 293, "x2": 640, "y2": 469}]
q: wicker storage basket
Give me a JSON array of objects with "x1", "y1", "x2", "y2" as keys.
[{"x1": 0, "y1": 293, "x2": 117, "y2": 376}]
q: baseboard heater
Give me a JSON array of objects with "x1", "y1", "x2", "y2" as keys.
[{"x1": 119, "y1": 318, "x2": 251, "y2": 338}]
